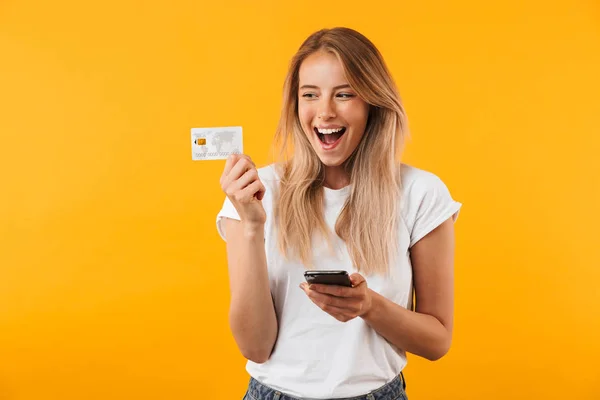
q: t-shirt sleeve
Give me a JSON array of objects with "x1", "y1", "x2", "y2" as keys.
[
  {"x1": 403, "y1": 170, "x2": 462, "y2": 248},
  {"x1": 215, "y1": 196, "x2": 241, "y2": 241}
]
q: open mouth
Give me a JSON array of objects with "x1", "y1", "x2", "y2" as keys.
[{"x1": 314, "y1": 127, "x2": 347, "y2": 145}]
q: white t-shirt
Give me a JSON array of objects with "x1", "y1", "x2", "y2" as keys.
[{"x1": 216, "y1": 163, "x2": 462, "y2": 399}]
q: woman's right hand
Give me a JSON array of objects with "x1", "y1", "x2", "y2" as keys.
[{"x1": 219, "y1": 154, "x2": 267, "y2": 229}]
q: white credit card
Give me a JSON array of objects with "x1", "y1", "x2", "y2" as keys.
[{"x1": 191, "y1": 126, "x2": 243, "y2": 160}]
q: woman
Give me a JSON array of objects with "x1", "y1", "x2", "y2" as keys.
[{"x1": 216, "y1": 27, "x2": 462, "y2": 400}]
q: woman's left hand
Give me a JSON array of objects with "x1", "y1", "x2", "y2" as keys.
[{"x1": 300, "y1": 273, "x2": 373, "y2": 322}]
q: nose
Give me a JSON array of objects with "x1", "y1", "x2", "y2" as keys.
[{"x1": 317, "y1": 98, "x2": 336, "y2": 120}]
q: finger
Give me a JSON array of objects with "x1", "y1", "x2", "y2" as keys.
[
  {"x1": 229, "y1": 157, "x2": 253, "y2": 178},
  {"x1": 229, "y1": 168, "x2": 265, "y2": 201},
  {"x1": 222, "y1": 157, "x2": 254, "y2": 191},
  {"x1": 239, "y1": 154, "x2": 255, "y2": 167},
  {"x1": 306, "y1": 289, "x2": 362, "y2": 311},
  {"x1": 227, "y1": 167, "x2": 259, "y2": 194},
  {"x1": 349, "y1": 273, "x2": 365, "y2": 287},
  {"x1": 319, "y1": 302, "x2": 358, "y2": 319},
  {"x1": 331, "y1": 313, "x2": 353, "y2": 323},
  {"x1": 236, "y1": 179, "x2": 265, "y2": 203},
  {"x1": 232, "y1": 154, "x2": 255, "y2": 171},
  {"x1": 302, "y1": 289, "x2": 352, "y2": 313},
  {"x1": 309, "y1": 284, "x2": 355, "y2": 298},
  {"x1": 221, "y1": 154, "x2": 241, "y2": 183},
  {"x1": 300, "y1": 285, "x2": 360, "y2": 319},
  {"x1": 255, "y1": 180, "x2": 266, "y2": 201}
]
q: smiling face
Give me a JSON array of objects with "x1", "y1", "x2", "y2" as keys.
[{"x1": 297, "y1": 50, "x2": 370, "y2": 172}]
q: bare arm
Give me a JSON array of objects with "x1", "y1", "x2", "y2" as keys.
[
  {"x1": 219, "y1": 154, "x2": 278, "y2": 364},
  {"x1": 224, "y1": 218, "x2": 278, "y2": 364},
  {"x1": 361, "y1": 217, "x2": 455, "y2": 360}
]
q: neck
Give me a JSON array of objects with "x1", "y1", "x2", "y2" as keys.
[{"x1": 322, "y1": 165, "x2": 350, "y2": 190}]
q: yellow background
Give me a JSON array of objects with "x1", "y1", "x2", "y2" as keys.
[{"x1": 1, "y1": 0, "x2": 599, "y2": 399}]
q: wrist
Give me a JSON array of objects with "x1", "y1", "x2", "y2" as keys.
[
  {"x1": 241, "y1": 221, "x2": 264, "y2": 238},
  {"x1": 361, "y1": 289, "x2": 381, "y2": 322}
]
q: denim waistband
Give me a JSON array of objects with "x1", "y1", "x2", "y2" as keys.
[{"x1": 245, "y1": 372, "x2": 406, "y2": 400}]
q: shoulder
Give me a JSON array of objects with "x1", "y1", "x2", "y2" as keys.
[
  {"x1": 400, "y1": 163, "x2": 449, "y2": 198},
  {"x1": 399, "y1": 163, "x2": 462, "y2": 247}
]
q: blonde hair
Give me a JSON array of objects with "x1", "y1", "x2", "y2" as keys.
[{"x1": 272, "y1": 27, "x2": 408, "y2": 275}]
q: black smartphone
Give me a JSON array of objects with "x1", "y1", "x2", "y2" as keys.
[{"x1": 304, "y1": 270, "x2": 353, "y2": 287}]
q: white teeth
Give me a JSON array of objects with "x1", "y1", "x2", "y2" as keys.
[{"x1": 316, "y1": 127, "x2": 344, "y2": 134}]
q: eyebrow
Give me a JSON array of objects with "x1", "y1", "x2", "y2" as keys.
[{"x1": 299, "y1": 84, "x2": 352, "y2": 90}]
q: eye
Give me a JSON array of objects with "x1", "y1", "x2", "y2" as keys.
[
  {"x1": 301, "y1": 93, "x2": 317, "y2": 99},
  {"x1": 337, "y1": 93, "x2": 355, "y2": 99}
]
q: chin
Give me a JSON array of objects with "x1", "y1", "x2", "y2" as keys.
[{"x1": 316, "y1": 153, "x2": 348, "y2": 167}]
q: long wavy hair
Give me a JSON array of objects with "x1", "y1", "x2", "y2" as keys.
[{"x1": 272, "y1": 27, "x2": 409, "y2": 275}]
